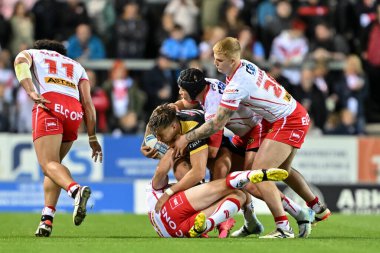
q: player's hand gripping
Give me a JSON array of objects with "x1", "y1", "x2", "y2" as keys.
[
  {"x1": 155, "y1": 192, "x2": 170, "y2": 213},
  {"x1": 140, "y1": 145, "x2": 159, "y2": 159},
  {"x1": 173, "y1": 134, "x2": 189, "y2": 157},
  {"x1": 29, "y1": 91, "x2": 51, "y2": 110}
]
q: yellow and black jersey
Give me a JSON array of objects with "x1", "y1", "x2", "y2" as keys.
[{"x1": 177, "y1": 109, "x2": 208, "y2": 155}]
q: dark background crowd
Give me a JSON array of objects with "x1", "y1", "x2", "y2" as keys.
[{"x1": 0, "y1": 0, "x2": 379, "y2": 136}]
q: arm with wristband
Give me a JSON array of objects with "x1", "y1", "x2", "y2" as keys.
[{"x1": 78, "y1": 78, "x2": 103, "y2": 163}]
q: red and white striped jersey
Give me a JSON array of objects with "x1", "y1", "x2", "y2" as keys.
[
  {"x1": 26, "y1": 49, "x2": 88, "y2": 101},
  {"x1": 203, "y1": 78, "x2": 262, "y2": 136},
  {"x1": 221, "y1": 60, "x2": 296, "y2": 123},
  {"x1": 146, "y1": 182, "x2": 172, "y2": 238}
]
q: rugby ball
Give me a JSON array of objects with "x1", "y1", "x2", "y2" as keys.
[{"x1": 145, "y1": 134, "x2": 169, "y2": 158}]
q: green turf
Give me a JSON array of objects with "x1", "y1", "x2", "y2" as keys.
[{"x1": 0, "y1": 213, "x2": 379, "y2": 253}]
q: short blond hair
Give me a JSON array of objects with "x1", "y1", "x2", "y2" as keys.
[{"x1": 213, "y1": 37, "x2": 241, "y2": 59}]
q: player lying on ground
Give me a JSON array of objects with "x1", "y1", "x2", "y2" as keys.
[{"x1": 147, "y1": 148, "x2": 289, "y2": 237}]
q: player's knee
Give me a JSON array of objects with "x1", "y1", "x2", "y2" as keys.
[
  {"x1": 231, "y1": 189, "x2": 246, "y2": 206},
  {"x1": 40, "y1": 161, "x2": 59, "y2": 175}
]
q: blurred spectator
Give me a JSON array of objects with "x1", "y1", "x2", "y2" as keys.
[
  {"x1": 9, "y1": 1, "x2": 35, "y2": 57},
  {"x1": 0, "y1": 0, "x2": 36, "y2": 19},
  {"x1": 199, "y1": 26, "x2": 227, "y2": 61},
  {"x1": 325, "y1": 108, "x2": 358, "y2": 135},
  {"x1": 263, "y1": 0, "x2": 293, "y2": 57},
  {"x1": 292, "y1": 67, "x2": 327, "y2": 132},
  {"x1": 103, "y1": 60, "x2": 146, "y2": 134},
  {"x1": 333, "y1": 0, "x2": 356, "y2": 45},
  {"x1": 83, "y1": 0, "x2": 116, "y2": 43},
  {"x1": 114, "y1": 2, "x2": 148, "y2": 58},
  {"x1": 256, "y1": 0, "x2": 277, "y2": 29},
  {"x1": 57, "y1": 0, "x2": 89, "y2": 41},
  {"x1": 267, "y1": 62, "x2": 292, "y2": 93},
  {"x1": 201, "y1": 0, "x2": 224, "y2": 29},
  {"x1": 67, "y1": 23, "x2": 106, "y2": 60},
  {"x1": 160, "y1": 24, "x2": 199, "y2": 64},
  {"x1": 141, "y1": 55, "x2": 177, "y2": 119},
  {"x1": 297, "y1": 0, "x2": 329, "y2": 39},
  {"x1": 354, "y1": 0, "x2": 379, "y2": 33},
  {"x1": 309, "y1": 22, "x2": 349, "y2": 62},
  {"x1": 219, "y1": 2, "x2": 245, "y2": 37},
  {"x1": 0, "y1": 12, "x2": 10, "y2": 49},
  {"x1": 362, "y1": 3, "x2": 380, "y2": 122},
  {"x1": 270, "y1": 19, "x2": 309, "y2": 85},
  {"x1": 155, "y1": 14, "x2": 175, "y2": 51},
  {"x1": 164, "y1": 0, "x2": 199, "y2": 37},
  {"x1": 238, "y1": 26, "x2": 265, "y2": 65},
  {"x1": 15, "y1": 87, "x2": 33, "y2": 133},
  {"x1": 0, "y1": 54, "x2": 17, "y2": 132},
  {"x1": 313, "y1": 61, "x2": 331, "y2": 96},
  {"x1": 31, "y1": 0, "x2": 59, "y2": 40},
  {"x1": 87, "y1": 70, "x2": 110, "y2": 133},
  {"x1": 334, "y1": 55, "x2": 368, "y2": 134}
]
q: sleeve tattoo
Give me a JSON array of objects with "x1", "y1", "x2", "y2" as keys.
[{"x1": 185, "y1": 106, "x2": 234, "y2": 142}]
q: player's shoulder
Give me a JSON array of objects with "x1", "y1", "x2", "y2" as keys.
[
  {"x1": 177, "y1": 109, "x2": 205, "y2": 122},
  {"x1": 205, "y1": 77, "x2": 224, "y2": 85}
]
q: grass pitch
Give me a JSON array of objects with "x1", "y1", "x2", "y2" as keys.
[{"x1": 0, "y1": 213, "x2": 379, "y2": 253}]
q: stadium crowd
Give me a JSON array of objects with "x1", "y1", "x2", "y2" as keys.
[{"x1": 0, "y1": 0, "x2": 379, "y2": 135}]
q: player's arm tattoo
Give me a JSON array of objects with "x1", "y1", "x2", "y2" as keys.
[{"x1": 185, "y1": 106, "x2": 234, "y2": 142}]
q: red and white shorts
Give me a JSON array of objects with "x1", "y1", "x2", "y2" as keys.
[
  {"x1": 160, "y1": 191, "x2": 199, "y2": 238},
  {"x1": 32, "y1": 92, "x2": 83, "y2": 142},
  {"x1": 261, "y1": 102, "x2": 310, "y2": 149},
  {"x1": 232, "y1": 123, "x2": 263, "y2": 151}
]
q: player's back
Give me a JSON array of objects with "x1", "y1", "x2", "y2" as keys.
[
  {"x1": 222, "y1": 60, "x2": 297, "y2": 123},
  {"x1": 26, "y1": 49, "x2": 87, "y2": 101}
]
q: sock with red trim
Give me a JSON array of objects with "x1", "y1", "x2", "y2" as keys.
[
  {"x1": 306, "y1": 196, "x2": 323, "y2": 213},
  {"x1": 226, "y1": 171, "x2": 252, "y2": 189},
  {"x1": 205, "y1": 198, "x2": 240, "y2": 231},
  {"x1": 41, "y1": 205, "x2": 56, "y2": 222},
  {"x1": 275, "y1": 215, "x2": 290, "y2": 231},
  {"x1": 282, "y1": 195, "x2": 302, "y2": 217},
  {"x1": 67, "y1": 182, "x2": 80, "y2": 199}
]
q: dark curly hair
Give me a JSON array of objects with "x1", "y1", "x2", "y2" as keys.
[
  {"x1": 33, "y1": 39, "x2": 67, "y2": 56},
  {"x1": 148, "y1": 103, "x2": 177, "y2": 136}
]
